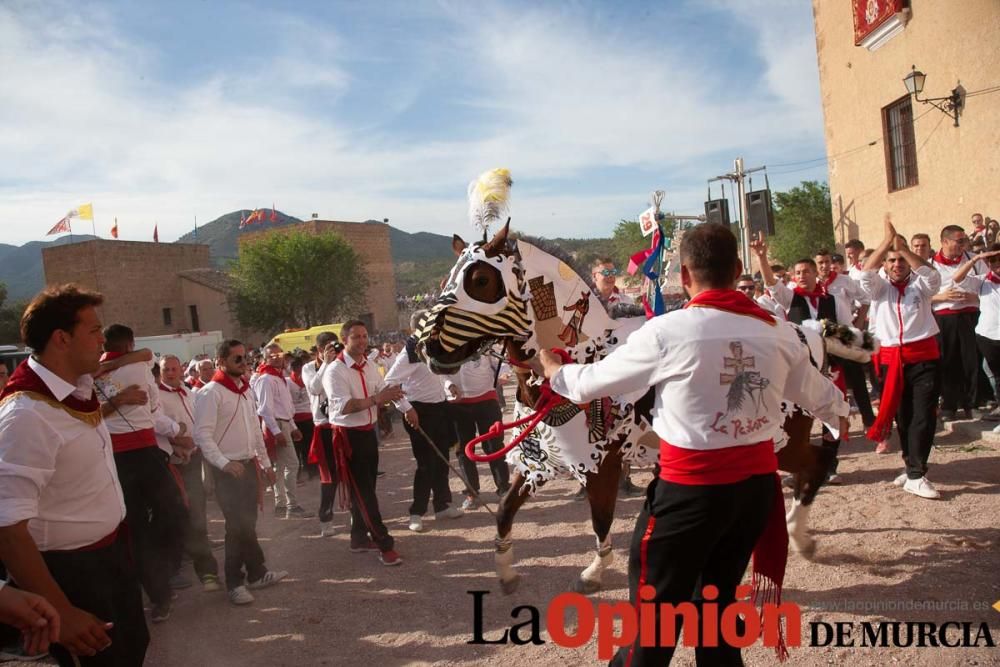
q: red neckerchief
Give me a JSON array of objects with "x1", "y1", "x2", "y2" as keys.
[
  {"x1": 211, "y1": 369, "x2": 249, "y2": 395},
  {"x1": 336, "y1": 351, "x2": 367, "y2": 371},
  {"x1": 793, "y1": 284, "x2": 827, "y2": 309},
  {"x1": 191, "y1": 378, "x2": 205, "y2": 389},
  {"x1": 0, "y1": 359, "x2": 100, "y2": 413},
  {"x1": 988, "y1": 272, "x2": 1000, "y2": 285},
  {"x1": 256, "y1": 363, "x2": 284, "y2": 379},
  {"x1": 289, "y1": 371, "x2": 305, "y2": 387},
  {"x1": 158, "y1": 381, "x2": 187, "y2": 397},
  {"x1": 99, "y1": 351, "x2": 127, "y2": 362},
  {"x1": 933, "y1": 250, "x2": 962, "y2": 266},
  {"x1": 684, "y1": 288, "x2": 776, "y2": 325},
  {"x1": 820, "y1": 270, "x2": 839, "y2": 290}
]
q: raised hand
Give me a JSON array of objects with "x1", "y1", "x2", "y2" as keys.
[
  {"x1": 749, "y1": 231, "x2": 768, "y2": 259},
  {"x1": 883, "y1": 213, "x2": 897, "y2": 243}
]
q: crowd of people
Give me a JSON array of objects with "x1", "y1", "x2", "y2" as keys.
[{"x1": 0, "y1": 210, "x2": 995, "y2": 665}]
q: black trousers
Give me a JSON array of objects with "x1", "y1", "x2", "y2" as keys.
[
  {"x1": 113, "y1": 446, "x2": 184, "y2": 606},
  {"x1": 294, "y1": 418, "x2": 318, "y2": 477},
  {"x1": 402, "y1": 401, "x2": 454, "y2": 515},
  {"x1": 976, "y1": 335, "x2": 1000, "y2": 383},
  {"x1": 212, "y1": 460, "x2": 267, "y2": 590},
  {"x1": 838, "y1": 358, "x2": 876, "y2": 427},
  {"x1": 452, "y1": 399, "x2": 510, "y2": 495},
  {"x1": 343, "y1": 428, "x2": 394, "y2": 551},
  {"x1": 884, "y1": 360, "x2": 941, "y2": 480},
  {"x1": 44, "y1": 531, "x2": 149, "y2": 667},
  {"x1": 610, "y1": 474, "x2": 775, "y2": 667},
  {"x1": 936, "y1": 312, "x2": 980, "y2": 411},
  {"x1": 176, "y1": 451, "x2": 218, "y2": 579},
  {"x1": 317, "y1": 427, "x2": 340, "y2": 524}
]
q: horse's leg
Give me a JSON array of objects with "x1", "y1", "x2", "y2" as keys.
[
  {"x1": 778, "y1": 413, "x2": 831, "y2": 559},
  {"x1": 575, "y1": 454, "x2": 624, "y2": 594},
  {"x1": 495, "y1": 471, "x2": 531, "y2": 595}
]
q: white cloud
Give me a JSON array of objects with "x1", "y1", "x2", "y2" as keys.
[{"x1": 0, "y1": 2, "x2": 825, "y2": 246}]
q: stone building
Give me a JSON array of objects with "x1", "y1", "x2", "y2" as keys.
[
  {"x1": 41, "y1": 240, "x2": 260, "y2": 342},
  {"x1": 813, "y1": 0, "x2": 1000, "y2": 246},
  {"x1": 240, "y1": 219, "x2": 398, "y2": 332}
]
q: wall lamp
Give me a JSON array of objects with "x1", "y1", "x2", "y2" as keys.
[{"x1": 903, "y1": 65, "x2": 965, "y2": 127}]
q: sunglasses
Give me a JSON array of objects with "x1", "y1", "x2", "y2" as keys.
[
  {"x1": 594, "y1": 268, "x2": 620, "y2": 277},
  {"x1": 736, "y1": 285, "x2": 755, "y2": 292}
]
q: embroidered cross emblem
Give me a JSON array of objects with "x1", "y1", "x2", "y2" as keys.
[{"x1": 720, "y1": 342, "x2": 755, "y2": 384}]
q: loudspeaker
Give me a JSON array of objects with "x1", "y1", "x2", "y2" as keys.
[
  {"x1": 704, "y1": 199, "x2": 730, "y2": 226},
  {"x1": 745, "y1": 189, "x2": 775, "y2": 236}
]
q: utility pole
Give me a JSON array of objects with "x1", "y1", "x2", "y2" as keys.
[{"x1": 709, "y1": 157, "x2": 766, "y2": 271}]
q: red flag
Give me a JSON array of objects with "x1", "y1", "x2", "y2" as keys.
[
  {"x1": 111, "y1": 218, "x2": 119, "y2": 239},
  {"x1": 47, "y1": 217, "x2": 71, "y2": 235},
  {"x1": 270, "y1": 204, "x2": 277, "y2": 222},
  {"x1": 153, "y1": 224, "x2": 159, "y2": 243}
]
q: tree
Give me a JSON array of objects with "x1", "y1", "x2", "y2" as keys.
[
  {"x1": 0, "y1": 284, "x2": 25, "y2": 346},
  {"x1": 767, "y1": 181, "x2": 836, "y2": 266},
  {"x1": 228, "y1": 230, "x2": 368, "y2": 334}
]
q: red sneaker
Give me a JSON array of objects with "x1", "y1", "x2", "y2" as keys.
[{"x1": 379, "y1": 549, "x2": 403, "y2": 566}]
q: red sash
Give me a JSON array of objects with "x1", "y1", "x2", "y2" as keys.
[{"x1": 866, "y1": 337, "x2": 940, "y2": 441}]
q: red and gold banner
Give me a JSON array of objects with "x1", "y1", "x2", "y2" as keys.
[{"x1": 853, "y1": 0, "x2": 904, "y2": 45}]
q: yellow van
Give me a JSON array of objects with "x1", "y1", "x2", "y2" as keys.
[{"x1": 267, "y1": 323, "x2": 344, "y2": 352}]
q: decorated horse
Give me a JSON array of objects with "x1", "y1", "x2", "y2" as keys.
[{"x1": 415, "y1": 169, "x2": 874, "y2": 594}]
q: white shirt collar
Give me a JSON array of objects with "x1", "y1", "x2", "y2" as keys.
[{"x1": 28, "y1": 356, "x2": 95, "y2": 402}]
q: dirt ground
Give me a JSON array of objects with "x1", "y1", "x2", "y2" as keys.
[{"x1": 9, "y1": 409, "x2": 998, "y2": 666}]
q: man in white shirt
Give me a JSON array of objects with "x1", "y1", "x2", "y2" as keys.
[
  {"x1": 447, "y1": 355, "x2": 511, "y2": 509},
  {"x1": 860, "y1": 217, "x2": 943, "y2": 499},
  {"x1": 302, "y1": 333, "x2": 340, "y2": 537},
  {"x1": 194, "y1": 339, "x2": 287, "y2": 605},
  {"x1": 930, "y1": 225, "x2": 989, "y2": 420},
  {"x1": 383, "y1": 313, "x2": 463, "y2": 533},
  {"x1": 0, "y1": 285, "x2": 148, "y2": 664},
  {"x1": 251, "y1": 343, "x2": 310, "y2": 519},
  {"x1": 322, "y1": 321, "x2": 403, "y2": 565},
  {"x1": 287, "y1": 355, "x2": 317, "y2": 481},
  {"x1": 157, "y1": 355, "x2": 221, "y2": 592},
  {"x1": 950, "y1": 244, "x2": 1000, "y2": 423},
  {"x1": 538, "y1": 224, "x2": 848, "y2": 666},
  {"x1": 96, "y1": 324, "x2": 186, "y2": 624}
]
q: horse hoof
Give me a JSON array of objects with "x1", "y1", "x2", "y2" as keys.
[
  {"x1": 574, "y1": 577, "x2": 602, "y2": 595},
  {"x1": 500, "y1": 575, "x2": 521, "y2": 595},
  {"x1": 791, "y1": 537, "x2": 817, "y2": 559}
]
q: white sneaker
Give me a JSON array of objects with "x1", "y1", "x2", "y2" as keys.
[
  {"x1": 903, "y1": 477, "x2": 941, "y2": 499},
  {"x1": 248, "y1": 570, "x2": 288, "y2": 590},
  {"x1": 825, "y1": 473, "x2": 842, "y2": 485},
  {"x1": 319, "y1": 522, "x2": 336, "y2": 538},
  {"x1": 434, "y1": 506, "x2": 464, "y2": 520},
  {"x1": 460, "y1": 496, "x2": 481, "y2": 511},
  {"x1": 228, "y1": 585, "x2": 255, "y2": 605},
  {"x1": 892, "y1": 472, "x2": 907, "y2": 487},
  {"x1": 408, "y1": 515, "x2": 425, "y2": 533},
  {"x1": 993, "y1": 422, "x2": 1000, "y2": 434}
]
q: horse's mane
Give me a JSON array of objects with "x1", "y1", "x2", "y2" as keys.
[{"x1": 512, "y1": 234, "x2": 597, "y2": 293}]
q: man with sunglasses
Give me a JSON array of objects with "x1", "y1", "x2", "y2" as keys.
[
  {"x1": 194, "y1": 340, "x2": 287, "y2": 605},
  {"x1": 592, "y1": 258, "x2": 634, "y2": 307}
]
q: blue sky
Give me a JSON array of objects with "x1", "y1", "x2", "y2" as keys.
[{"x1": 0, "y1": 0, "x2": 829, "y2": 245}]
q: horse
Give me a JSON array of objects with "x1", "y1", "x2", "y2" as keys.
[{"x1": 415, "y1": 221, "x2": 866, "y2": 594}]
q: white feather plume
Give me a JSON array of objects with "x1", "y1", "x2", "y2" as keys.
[{"x1": 468, "y1": 168, "x2": 512, "y2": 236}]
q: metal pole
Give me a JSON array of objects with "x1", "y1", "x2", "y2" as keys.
[{"x1": 735, "y1": 157, "x2": 751, "y2": 271}]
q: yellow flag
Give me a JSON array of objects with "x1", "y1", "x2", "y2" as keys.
[{"x1": 76, "y1": 203, "x2": 94, "y2": 220}]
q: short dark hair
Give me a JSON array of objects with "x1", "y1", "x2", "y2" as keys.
[
  {"x1": 591, "y1": 256, "x2": 615, "y2": 269},
  {"x1": 102, "y1": 324, "x2": 134, "y2": 352},
  {"x1": 736, "y1": 274, "x2": 754, "y2": 284},
  {"x1": 845, "y1": 239, "x2": 865, "y2": 252},
  {"x1": 769, "y1": 264, "x2": 785, "y2": 273},
  {"x1": 678, "y1": 224, "x2": 740, "y2": 289},
  {"x1": 340, "y1": 320, "x2": 367, "y2": 340},
  {"x1": 20, "y1": 284, "x2": 104, "y2": 354},
  {"x1": 813, "y1": 249, "x2": 831, "y2": 258},
  {"x1": 831, "y1": 253, "x2": 844, "y2": 264},
  {"x1": 290, "y1": 356, "x2": 305, "y2": 373},
  {"x1": 940, "y1": 225, "x2": 965, "y2": 241},
  {"x1": 911, "y1": 233, "x2": 931, "y2": 243},
  {"x1": 315, "y1": 331, "x2": 338, "y2": 349},
  {"x1": 216, "y1": 338, "x2": 243, "y2": 360},
  {"x1": 794, "y1": 258, "x2": 818, "y2": 271}
]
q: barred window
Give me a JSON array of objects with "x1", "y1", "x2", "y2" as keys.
[{"x1": 882, "y1": 96, "x2": 918, "y2": 192}]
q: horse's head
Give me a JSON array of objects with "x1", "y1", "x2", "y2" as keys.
[{"x1": 416, "y1": 221, "x2": 532, "y2": 374}]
